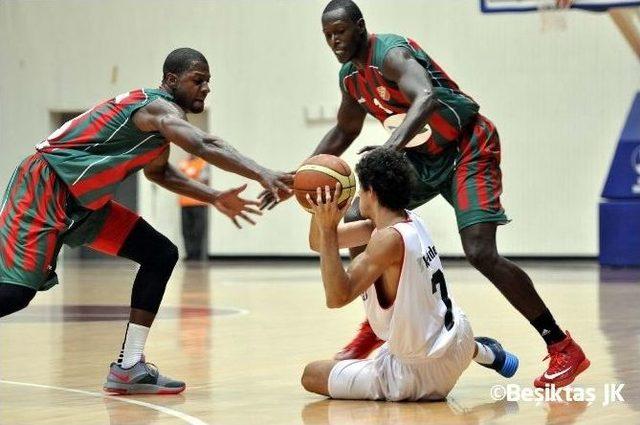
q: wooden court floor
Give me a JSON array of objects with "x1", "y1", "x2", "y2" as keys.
[{"x1": 1, "y1": 259, "x2": 639, "y2": 425}]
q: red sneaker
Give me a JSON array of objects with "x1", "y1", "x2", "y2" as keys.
[
  {"x1": 334, "y1": 320, "x2": 384, "y2": 360},
  {"x1": 534, "y1": 331, "x2": 590, "y2": 388}
]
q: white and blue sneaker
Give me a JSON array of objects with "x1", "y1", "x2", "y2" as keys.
[{"x1": 474, "y1": 336, "x2": 519, "y2": 378}]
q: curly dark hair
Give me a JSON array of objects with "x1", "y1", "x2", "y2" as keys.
[{"x1": 355, "y1": 148, "x2": 415, "y2": 211}]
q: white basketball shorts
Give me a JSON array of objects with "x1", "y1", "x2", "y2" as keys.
[{"x1": 328, "y1": 313, "x2": 475, "y2": 401}]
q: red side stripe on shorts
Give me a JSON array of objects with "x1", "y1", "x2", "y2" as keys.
[
  {"x1": 456, "y1": 165, "x2": 469, "y2": 212},
  {"x1": 23, "y1": 171, "x2": 55, "y2": 271},
  {"x1": 490, "y1": 140, "x2": 503, "y2": 212},
  {"x1": 4, "y1": 160, "x2": 42, "y2": 269},
  {"x1": 0, "y1": 159, "x2": 31, "y2": 228},
  {"x1": 88, "y1": 202, "x2": 139, "y2": 256},
  {"x1": 456, "y1": 130, "x2": 471, "y2": 212},
  {"x1": 42, "y1": 188, "x2": 69, "y2": 273},
  {"x1": 474, "y1": 123, "x2": 490, "y2": 210}
]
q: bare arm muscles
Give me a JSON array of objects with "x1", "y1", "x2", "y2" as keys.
[
  {"x1": 143, "y1": 146, "x2": 262, "y2": 228},
  {"x1": 309, "y1": 215, "x2": 374, "y2": 252},
  {"x1": 259, "y1": 91, "x2": 366, "y2": 209},
  {"x1": 138, "y1": 104, "x2": 268, "y2": 228},
  {"x1": 319, "y1": 228, "x2": 403, "y2": 308},
  {"x1": 133, "y1": 99, "x2": 291, "y2": 194},
  {"x1": 311, "y1": 90, "x2": 367, "y2": 156},
  {"x1": 143, "y1": 147, "x2": 218, "y2": 203},
  {"x1": 379, "y1": 47, "x2": 438, "y2": 151}
]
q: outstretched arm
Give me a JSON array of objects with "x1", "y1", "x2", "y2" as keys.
[
  {"x1": 144, "y1": 146, "x2": 261, "y2": 228},
  {"x1": 259, "y1": 91, "x2": 366, "y2": 210},
  {"x1": 133, "y1": 98, "x2": 293, "y2": 198}
]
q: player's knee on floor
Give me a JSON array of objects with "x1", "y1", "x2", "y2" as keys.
[
  {"x1": 301, "y1": 364, "x2": 321, "y2": 394},
  {"x1": 0, "y1": 283, "x2": 36, "y2": 317},
  {"x1": 301, "y1": 361, "x2": 334, "y2": 396}
]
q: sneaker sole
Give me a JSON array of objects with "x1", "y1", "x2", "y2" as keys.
[
  {"x1": 103, "y1": 383, "x2": 186, "y2": 395},
  {"x1": 499, "y1": 352, "x2": 519, "y2": 378},
  {"x1": 533, "y1": 357, "x2": 591, "y2": 388}
]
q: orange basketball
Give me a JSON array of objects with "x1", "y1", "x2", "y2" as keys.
[{"x1": 294, "y1": 154, "x2": 357, "y2": 213}]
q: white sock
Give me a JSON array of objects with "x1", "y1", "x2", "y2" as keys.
[
  {"x1": 474, "y1": 341, "x2": 496, "y2": 365},
  {"x1": 117, "y1": 323, "x2": 150, "y2": 369}
]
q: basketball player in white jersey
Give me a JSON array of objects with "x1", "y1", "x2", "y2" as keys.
[{"x1": 301, "y1": 148, "x2": 519, "y2": 401}]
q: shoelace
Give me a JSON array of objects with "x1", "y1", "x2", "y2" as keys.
[
  {"x1": 543, "y1": 350, "x2": 570, "y2": 372},
  {"x1": 143, "y1": 362, "x2": 160, "y2": 378}
]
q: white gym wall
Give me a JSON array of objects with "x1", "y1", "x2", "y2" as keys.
[{"x1": 0, "y1": 0, "x2": 638, "y2": 256}]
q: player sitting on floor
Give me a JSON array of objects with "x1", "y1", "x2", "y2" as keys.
[{"x1": 301, "y1": 148, "x2": 518, "y2": 401}]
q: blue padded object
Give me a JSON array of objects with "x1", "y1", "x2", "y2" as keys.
[
  {"x1": 599, "y1": 93, "x2": 640, "y2": 266},
  {"x1": 602, "y1": 93, "x2": 640, "y2": 200},
  {"x1": 599, "y1": 200, "x2": 640, "y2": 266}
]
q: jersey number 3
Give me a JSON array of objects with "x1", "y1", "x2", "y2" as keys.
[{"x1": 431, "y1": 269, "x2": 454, "y2": 331}]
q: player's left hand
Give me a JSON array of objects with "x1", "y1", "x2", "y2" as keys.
[
  {"x1": 358, "y1": 145, "x2": 380, "y2": 154},
  {"x1": 305, "y1": 183, "x2": 351, "y2": 230},
  {"x1": 258, "y1": 188, "x2": 292, "y2": 210},
  {"x1": 212, "y1": 184, "x2": 263, "y2": 229},
  {"x1": 258, "y1": 170, "x2": 294, "y2": 203},
  {"x1": 556, "y1": 0, "x2": 572, "y2": 8}
]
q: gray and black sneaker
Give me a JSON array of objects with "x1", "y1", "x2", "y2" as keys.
[{"x1": 103, "y1": 359, "x2": 186, "y2": 395}]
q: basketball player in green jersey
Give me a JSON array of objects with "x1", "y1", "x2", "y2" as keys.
[
  {"x1": 262, "y1": 0, "x2": 589, "y2": 388},
  {"x1": 0, "y1": 48, "x2": 292, "y2": 394}
]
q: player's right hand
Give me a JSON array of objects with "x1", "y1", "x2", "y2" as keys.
[
  {"x1": 305, "y1": 183, "x2": 351, "y2": 230},
  {"x1": 212, "y1": 184, "x2": 262, "y2": 229},
  {"x1": 258, "y1": 169, "x2": 296, "y2": 210},
  {"x1": 258, "y1": 170, "x2": 293, "y2": 204}
]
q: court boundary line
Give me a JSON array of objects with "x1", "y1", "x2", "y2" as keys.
[
  {"x1": 0, "y1": 380, "x2": 209, "y2": 425},
  {"x1": 207, "y1": 254, "x2": 598, "y2": 261}
]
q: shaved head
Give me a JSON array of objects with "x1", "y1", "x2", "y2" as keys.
[{"x1": 322, "y1": 0, "x2": 363, "y2": 23}]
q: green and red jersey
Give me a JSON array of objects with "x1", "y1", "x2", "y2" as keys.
[
  {"x1": 339, "y1": 34, "x2": 480, "y2": 157},
  {"x1": 36, "y1": 88, "x2": 172, "y2": 210}
]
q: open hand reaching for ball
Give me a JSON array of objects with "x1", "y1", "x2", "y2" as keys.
[{"x1": 213, "y1": 184, "x2": 263, "y2": 229}]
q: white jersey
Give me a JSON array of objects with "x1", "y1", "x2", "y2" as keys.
[
  {"x1": 362, "y1": 210, "x2": 463, "y2": 360},
  {"x1": 329, "y1": 211, "x2": 475, "y2": 401}
]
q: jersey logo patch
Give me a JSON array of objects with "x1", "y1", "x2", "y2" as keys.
[{"x1": 376, "y1": 86, "x2": 390, "y2": 101}]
